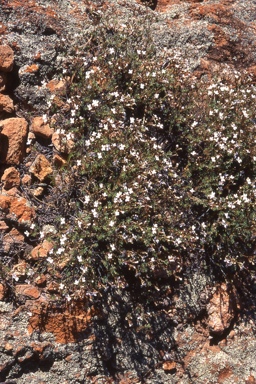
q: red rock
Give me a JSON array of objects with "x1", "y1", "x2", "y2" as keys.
[
  {"x1": 15, "y1": 284, "x2": 40, "y2": 299},
  {"x1": 207, "y1": 283, "x2": 236, "y2": 335},
  {"x1": 0, "y1": 93, "x2": 14, "y2": 113},
  {"x1": 0, "y1": 45, "x2": 14, "y2": 72},
  {"x1": 19, "y1": 63, "x2": 39, "y2": 74},
  {"x1": 29, "y1": 154, "x2": 53, "y2": 181},
  {"x1": 30, "y1": 240, "x2": 53, "y2": 260},
  {"x1": 28, "y1": 301, "x2": 98, "y2": 343},
  {"x1": 1, "y1": 166, "x2": 20, "y2": 189},
  {"x1": 53, "y1": 154, "x2": 67, "y2": 167},
  {"x1": 163, "y1": 361, "x2": 176, "y2": 371},
  {"x1": 46, "y1": 79, "x2": 65, "y2": 94},
  {"x1": 0, "y1": 72, "x2": 7, "y2": 91},
  {"x1": 34, "y1": 275, "x2": 46, "y2": 287},
  {"x1": 32, "y1": 187, "x2": 44, "y2": 197},
  {"x1": 0, "y1": 118, "x2": 28, "y2": 165},
  {"x1": 0, "y1": 220, "x2": 9, "y2": 231},
  {"x1": 0, "y1": 193, "x2": 36, "y2": 225},
  {"x1": 31, "y1": 116, "x2": 54, "y2": 139},
  {"x1": 0, "y1": 283, "x2": 6, "y2": 300},
  {"x1": 4, "y1": 343, "x2": 13, "y2": 351},
  {"x1": 47, "y1": 281, "x2": 59, "y2": 293},
  {"x1": 22, "y1": 174, "x2": 32, "y2": 185}
]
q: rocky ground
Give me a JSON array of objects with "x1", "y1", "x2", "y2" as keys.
[{"x1": 1, "y1": 0, "x2": 256, "y2": 383}]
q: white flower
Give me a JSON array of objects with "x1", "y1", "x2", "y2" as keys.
[
  {"x1": 70, "y1": 118, "x2": 75, "y2": 124},
  {"x1": 154, "y1": 94, "x2": 159, "y2": 99},
  {"x1": 97, "y1": 153, "x2": 102, "y2": 159},
  {"x1": 77, "y1": 255, "x2": 83, "y2": 262},
  {"x1": 77, "y1": 160, "x2": 82, "y2": 166},
  {"x1": 211, "y1": 157, "x2": 216, "y2": 162},
  {"x1": 84, "y1": 195, "x2": 90, "y2": 204},
  {"x1": 47, "y1": 257, "x2": 53, "y2": 263},
  {"x1": 108, "y1": 253, "x2": 113, "y2": 259},
  {"x1": 209, "y1": 191, "x2": 215, "y2": 199},
  {"x1": 128, "y1": 69, "x2": 133, "y2": 74},
  {"x1": 60, "y1": 218, "x2": 65, "y2": 225},
  {"x1": 24, "y1": 231, "x2": 30, "y2": 237},
  {"x1": 92, "y1": 100, "x2": 99, "y2": 107},
  {"x1": 115, "y1": 210, "x2": 120, "y2": 216},
  {"x1": 74, "y1": 280, "x2": 79, "y2": 285},
  {"x1": 12, "y1": 274, "x2": 19, "y2": 281},
  {"x1": 109, "y1": 48, "x2": 115, "y2": 54},
  {"x1": 242, "y1": 110, "x2": 249, "y2": 118},
  {"x1": 92, "y1": 209, "x2": 98, "y2": 218},
  {"x1": 110, "y1": 244, "x2": 116, "y2": 251},
  {"x1": 109, "y1": 220, "x2": 115, "y2": 227},
  {"x1": 191, "y1": 151, "x2": 197, "y2": 156},
  {"x1": 140, "y1": 84, "x2": 145, "y2": 89},
  {"x1": 59, "y1": 283, "x2": 65, "y2": 290}
]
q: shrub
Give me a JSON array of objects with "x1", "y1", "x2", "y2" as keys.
[{"x1": 27, "y1": 12, "x2": 256, "y2": 303}]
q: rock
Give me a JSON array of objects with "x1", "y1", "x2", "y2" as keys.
[
  {"x1": 163, "y1": 361, "x2": 176, "y2": 371},
  {"x1": 47, "y1": 281, "x2": 59, "y2": 293},
  {"x1": 52, "y1": 131, "x2": 75, "y2": 154},
  {"x1": 0, "y1": 192, "x2": 36, "y2": 226},
  {"x1": 21, "y1": 174, "x2": 32, "y2": 185},
  {"x1": 207, "y1": 283, "x2": 236, "y2": 335},
  {"x1": 15, "y1": 284, "x2": 40, "y2": 300},
  {"x1": 34, "y1": 275, "x2": 46, "y2": 287},
  {"x1": 0, "y1": 220, "x2": 9, "y2": 232},
  {"x1": 53, "y1": 154, "x2": 67, "y2": 167},
  {"x1": 1, "y1": 166, "x2": 20, "y2": 189},
  {"x1": 46, "y1": 79, "x2": 65, "y2": 94},
  {"x1": 0, "y1": 72, "x2": 7, "y2": 91},
  {"x1": 29, "y1": 240, "x2": 53, "y2": 260},
  {"x1": 4, "y1": 343, "x2": 13, "y2": 351},
  {"x1": 0, "y1": 45, "x2": 14, "y2": 72},
  {"x1": 3, "y1": 228, "x2": 24, "y2": 253},
  {"x1": 27, "y1": 300, "x2": 98, "y2": 343},
  {"x1": 0, "y1": 118, "x2": 28, "y2": 165},
  {"x1": 0, "y1": 93, "x2": 14, "y2": 113},
  {"x1": 32, "y1": 186, "x2": 44, "y2": 197},
  {"x1": 29, "y1": 154, "x2": 53, "y2": 181},
  {"x1": 31, "y1": 116, "x2": 54, "y2": 139},
  {"x1": 0, "y1": 283, "x2": 6, "y2": 300}
]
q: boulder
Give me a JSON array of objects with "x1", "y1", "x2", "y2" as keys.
[
  {"x1": 0, "y1": 72, "x2": 7, "y2": 91},
  {"x1": 29, "y1": 240, "x2": 53, "y2": 261},
  {"x1": 207, "y1": 283, "x2": 236, "y2": 335},
  {"x1": 31, "y1": 116, "x2": 54, "y2": 139},
  {"x1": 0, "y1": 45, "x2": 14, "y2": 72},
  {"x1": 0, "y1": 93, "x2": 14, "y2": 113},
  {"x1": 1, "y1": 166, "x2": 20, "y2": 189},
  {"x1": 0, "y1": 192, "x2": 36, "y2": 226},
  {"x1": 29, "y1": 154, "x2": 53, "y2": 181},
  {"x1": 0, "y1": 118, "x2": 28, "y2": 165}
]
